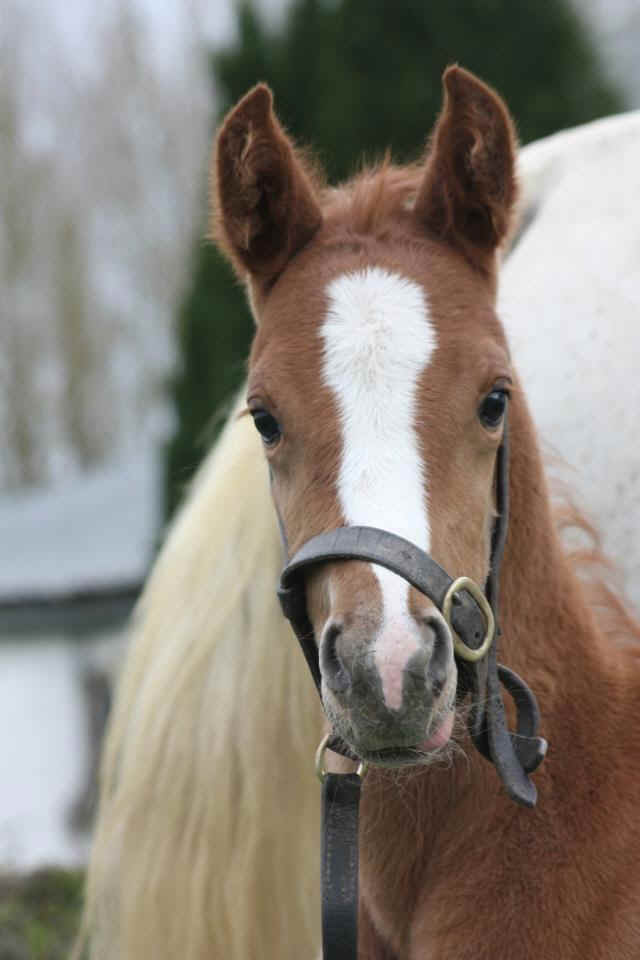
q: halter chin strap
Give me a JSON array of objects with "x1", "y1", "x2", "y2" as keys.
[{"x1": 276, "y1": 420, "x2": 547, "y2": 807}]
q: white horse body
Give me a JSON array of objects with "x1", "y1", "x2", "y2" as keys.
[
  {"x1": 502, "y1": 111, "x2": 640, "y2": 611},
  {"x1": 81, "y1": 111, "x2": 640, "y2": 959}
]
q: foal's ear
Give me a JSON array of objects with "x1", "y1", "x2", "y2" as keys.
[
  {"x1": 213, "y1": 84, "x2": 323, "y2": 286},
  {"x1": 414, "y1": 66, "x2": 518, "y2": 271}
]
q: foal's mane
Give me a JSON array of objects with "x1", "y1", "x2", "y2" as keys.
[
  {"x1": 320, "y1": 156, "x2": 533, "y2": 259},
  {"x1": 554, "y1": 494, "x2": 640, "y2": 648},
  {"x1": 321, "y1": 158, "x2": 424, "y2": 236}
]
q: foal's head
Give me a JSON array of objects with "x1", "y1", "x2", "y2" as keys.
[{"x1": 214, "y1": 67, "x2": 518, "y2": 764}]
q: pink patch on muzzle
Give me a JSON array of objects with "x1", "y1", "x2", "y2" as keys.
[
  {"x1": 422, "y1": 709, "x2": 454, "y2": 751},
  {"x1": 374, "y1": 624, "x2": 422, "y2": 711}
]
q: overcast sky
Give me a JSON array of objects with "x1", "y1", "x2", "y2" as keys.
[
  {"x1": 31, "y1": 0, "x2": 640, "y2": 107},
  {"x1": 37, "y1": 0, "x2": 290, "y2": 75},
  {"x1": 5, "y1": 0, "x2": 636, "y2": 121}
]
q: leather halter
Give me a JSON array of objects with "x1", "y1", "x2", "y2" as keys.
[
  {"x1": 274, "y1": 413, "x2": 547, "y2": 959},
  {"x1": 278, "y1": 417, "x2": 547, "y2": 800}
]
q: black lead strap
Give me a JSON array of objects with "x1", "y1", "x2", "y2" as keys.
[
  {"x1": 274, "y1": 414, "x2": 547, "y2": 959},
  {"x1": 321, "y1": 773, "x2": 361, "y2": 960}
]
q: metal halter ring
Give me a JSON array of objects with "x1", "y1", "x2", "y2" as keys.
[
  {"x1": 315, "y1": 733, "x2": 368, "y2": 784},
  {"x1": 442, "y1": 576, "x2": 495, "y2": 662}
]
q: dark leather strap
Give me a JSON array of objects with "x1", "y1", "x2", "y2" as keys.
[
  {"x1": 464, "y1": 660, "x2": 547, "y2": 778},
  {"x1": 322, "y1": 773, "x2": 361, "y2": 960},
  {"x1": 457, "y1": 422, "x2": 546, "y2": 803}
]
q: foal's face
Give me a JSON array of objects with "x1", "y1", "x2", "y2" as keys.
[
  {"x1": 248, "y1": 245, "x2": 511, "y2": 760},
  {"x1": 214, "y1": 66, "x2": 518, "y2": 763}
]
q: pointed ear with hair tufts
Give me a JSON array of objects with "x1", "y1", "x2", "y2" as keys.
[
  {"x1": 414, "y1": 66, "x2": 518, "y2": 272},
  {"x1": 212, "y1": 84, "x2": 323, "y2": 288}
]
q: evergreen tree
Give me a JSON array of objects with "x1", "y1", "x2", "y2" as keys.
[{"x1": 166, "y1": 0, "x2": 622, "y2": 518}]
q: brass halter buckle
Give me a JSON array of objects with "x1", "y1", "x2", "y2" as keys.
[
  {"x1": 442, "y1": 576, "x2": 495, "y2": 662},
  {"x1": 315, "y1": 733, "x2": 368, "y2": 784}
]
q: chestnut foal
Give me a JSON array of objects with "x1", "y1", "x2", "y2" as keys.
[{"x1": 214, "y1": 68, "x2": 640, "y2": 958}]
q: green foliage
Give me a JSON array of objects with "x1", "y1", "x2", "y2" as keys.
[
  {"x1": 165, "y1": 0, "x2": 622, "y2": 518},
  {"x1": 0, "y1": 868, "x2": 85, "y2": 959}
]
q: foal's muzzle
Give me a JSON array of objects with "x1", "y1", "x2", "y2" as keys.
[{"x1": 319, "y1": 609, "x2": 455, "y2": 757}]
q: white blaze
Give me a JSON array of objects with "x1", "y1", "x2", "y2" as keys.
[{"x1": 322, "y1": 267, "x2": 437, "y2": 709}]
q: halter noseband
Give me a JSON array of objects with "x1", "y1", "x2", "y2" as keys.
[{"x1": 277, "y1": 417, "x2": 547, "y2": 805}]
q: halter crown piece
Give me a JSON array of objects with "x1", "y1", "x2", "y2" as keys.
[{"x1": 275, "y1": 413, "x2": 547, "y2": 959}]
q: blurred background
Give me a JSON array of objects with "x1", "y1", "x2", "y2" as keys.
[{"x1": 0, "y1": 0, "x2": 638, "y2": 952}]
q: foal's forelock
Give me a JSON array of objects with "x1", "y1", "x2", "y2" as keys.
[{"x1": 320, "y1": 266, "x2": 439, "y2": 708}]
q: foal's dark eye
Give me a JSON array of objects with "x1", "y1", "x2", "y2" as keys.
[
  {"x1": 478, "y1": 389, "x2": 508, "y2": 429},
  {"x1": 251, "y1": 409, "x2": 281, "y2": 446}
]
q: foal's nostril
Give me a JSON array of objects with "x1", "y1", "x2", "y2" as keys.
[
  {"x1": 320, "y1": 618, "x2": 351, "y2": 694},
  {"x1": 425, "y1": 616, "x2": 450, "y2": 699}
]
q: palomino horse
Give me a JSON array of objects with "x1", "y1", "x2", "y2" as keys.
[{"x1": 81, "y1": 72, "x2": 640, "y2": 959}]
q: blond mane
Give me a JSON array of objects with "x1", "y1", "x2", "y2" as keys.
[
  {"x1": 78, "y1": 398, "x2": 323, "y2": 960},
  {"x1": 556, "y1": 496, "x2": 640, "y2": 648}
]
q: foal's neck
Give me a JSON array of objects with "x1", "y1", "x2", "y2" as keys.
[{"x1": 498, "y1": 388, "x2": 617, "y2": 774}]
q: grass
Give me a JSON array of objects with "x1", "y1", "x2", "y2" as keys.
[{"x1": 0, "y1": 868, "x2": 84, "y2": 959}]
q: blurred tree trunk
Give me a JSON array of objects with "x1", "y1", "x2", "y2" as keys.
[
  {"x1": 0, "y1": 0, "x2": 209, "y2": 493},
  {"x1": 0, "y1": 22, "x2": 45, "y2": 488},
  {"x1": 55, "y1": 218, "x2": 111, "y2": 468}
]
